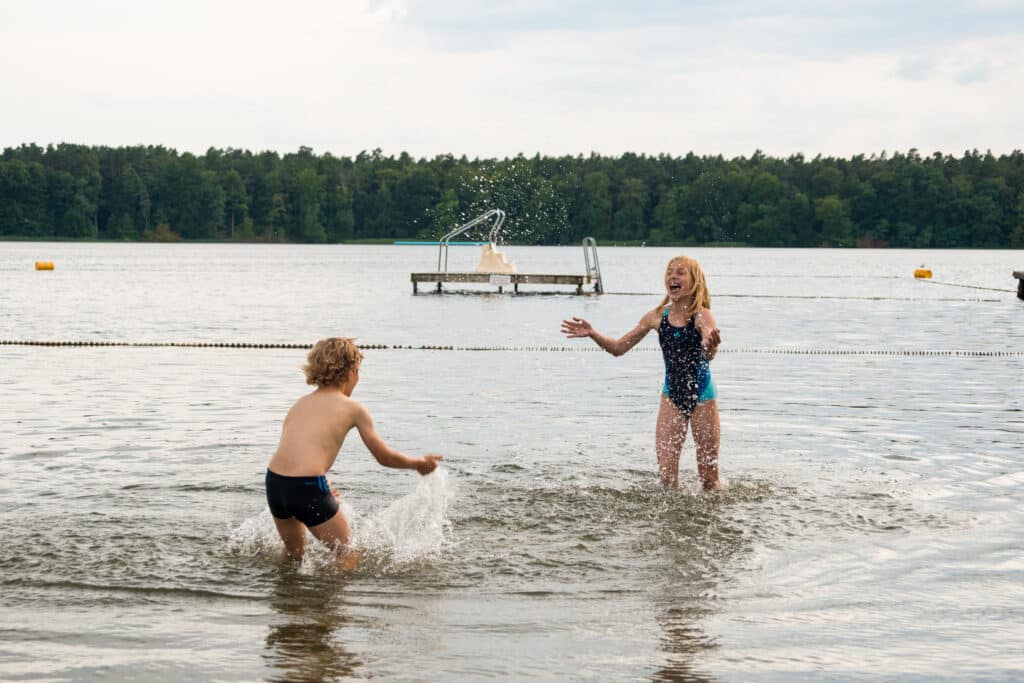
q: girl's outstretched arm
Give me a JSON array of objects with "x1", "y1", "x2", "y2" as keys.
[{"x1": 561, "y1": 311, "x2": 657, "y2": 357}]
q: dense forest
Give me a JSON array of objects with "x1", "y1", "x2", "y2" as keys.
[{"x1": 1, "y1": 143, "x2": 1022, "y2": 247}]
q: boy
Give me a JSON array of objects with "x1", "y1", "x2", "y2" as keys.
[{"x1": 266, "y1": 337, "x2": 443, "y2": 564}]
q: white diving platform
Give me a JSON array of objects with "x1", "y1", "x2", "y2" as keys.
[{"x1": 409, "y1": 210, "x2": 603, "y2": 295}]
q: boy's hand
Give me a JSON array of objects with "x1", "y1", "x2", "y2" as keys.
[{"x1": 416, "y1": 454, "x2": 443, "y2": 475}]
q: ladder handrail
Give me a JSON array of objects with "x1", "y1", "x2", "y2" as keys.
[
  {"x1": 582, "y1": 237, "x2": 603, "y2": 294},
  {"x1": 437, "y1": 209, "x2": 506, "y2": 273}
]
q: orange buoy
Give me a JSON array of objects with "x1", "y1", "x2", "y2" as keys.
[
  {"x1": 35, "y1": 261, "x2": 54, "y2": 271},
  {"x1": 914, "y1": 268, "x2": 932, "y2": 279}
]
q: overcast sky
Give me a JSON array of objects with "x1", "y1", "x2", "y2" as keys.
[{"x1": 1, "y1": 0, "x2": 1021, "y2": 159}]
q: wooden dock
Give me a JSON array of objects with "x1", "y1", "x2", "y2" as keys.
[{"x1": 411, "y1": 272, "x2": 598, "y2": 295}]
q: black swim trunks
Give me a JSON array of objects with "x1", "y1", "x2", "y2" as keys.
[{"x1": 265, "y1": 469, "x2": 339, "y2": 527}]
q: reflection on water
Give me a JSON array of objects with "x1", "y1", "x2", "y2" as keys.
[
  {"x1": 646, "y1": 490, "x2": 759, "y2": 683},
  {"x1": 264, "y1": 571, "x2": 362, "y2": 683},
  {"x1": 652, "y1": 602, "x2": 718, "y2": 683}
]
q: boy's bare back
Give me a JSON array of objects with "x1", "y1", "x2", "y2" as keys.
[{"x1": 268, "y1": 386, "x2": 362, "y2": 477}]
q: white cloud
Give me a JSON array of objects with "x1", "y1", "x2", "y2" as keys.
[{"x1": 0, "y1": 1, "x2": 1021, "y2": 158}]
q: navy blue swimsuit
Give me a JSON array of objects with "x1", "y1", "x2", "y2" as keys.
[
  {"x1": 658, "y1": 308, "x2": 717, "y2": 416},
  {"x1": 265, "y1": 469, "x2": 339, "y2": 527}
]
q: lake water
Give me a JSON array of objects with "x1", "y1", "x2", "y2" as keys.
[{"x1": 1, "y1": 242, "x2": 1022, "y2": 681}]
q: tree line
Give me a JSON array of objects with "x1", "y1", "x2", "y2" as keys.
[{"x1": 1, "y1": 143, "x2": 1022, "y2": 247}]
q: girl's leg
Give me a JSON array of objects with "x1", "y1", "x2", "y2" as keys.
[
  {"x1": 273, "y1": 517, "x2": 308, "y2": 560},
  {"x1": 655, "y1": 394, "x2": 689, "y2": 488},
  {"x1": 691, "y1": 399, "x2": 722, "y2": 490}
]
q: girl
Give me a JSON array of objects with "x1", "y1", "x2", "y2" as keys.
[{"x1": 561, "y1": 256, "x2": 723, "y2": 490}]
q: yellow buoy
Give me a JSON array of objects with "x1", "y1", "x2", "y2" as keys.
[
  {"x1": 35, "y1": 261, "x2": 55, "y2": 271},
  {"x1": 914, "y1": 268, "x2": 932, "y2": 279}
]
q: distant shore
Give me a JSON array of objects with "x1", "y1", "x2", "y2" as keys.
[
  {"x1": 0, "y1": 235, "x2": 759, "y2": 247},
  {"x1": 3, "y1": 144, "x2": 1020, "y2": 249}
]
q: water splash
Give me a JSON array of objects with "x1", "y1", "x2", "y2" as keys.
[
  {"x1": 226, "y1": 514, "x2": 285, "y2": 558},
  {"x1": 228, "y1": 469, "x2": 456, "y2": 574},
  {"x1": 355, "y1": 468, "x2": 455, "y2": 566}
]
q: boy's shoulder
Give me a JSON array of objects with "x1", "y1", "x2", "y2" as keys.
[
  {"x1": 302, "y1": 390, "x2": 367, "y2": 429},
  {"x1": 333, "y1": 393, "x2": 368, "y2": 418},
  {"x1": 294, "y1": 388, "x2": 361, "y2": 413}
]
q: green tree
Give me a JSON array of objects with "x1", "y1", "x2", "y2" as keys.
[
  {"x1": 815, "y1": 196, "x2": 855, "y2": 247},
  {"x1": 613, "y1": 177, "x2": 648, "y2": 242},
  {"x1": 221, "y1": 169, "x2": 249, "y2": 239},
  {"x1": 0, "y1": 159, "x2": 48, "y2": 236},
  {"x1": 461, "y1": 158, "x2": 568, "y2": 244},
  {"x1": 1010, "y1": 194, "x2": 1024, "y2": 248},
  {"x1": 394, "y1": 165, "x2": 440, "y2": 236},
  {"x1": 290, "y1": 167, "x2": 327, "y2": 242},
  {"x1": 578, "y1": 171, "x2": 613, "y2": 240},
  {"x1": 424, "y1": 188, "x2": 460, "y2": 238}
]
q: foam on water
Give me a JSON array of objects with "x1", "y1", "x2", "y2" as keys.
[{"x1": 226, "y1": 514, "x2": 285, "y2": 559}]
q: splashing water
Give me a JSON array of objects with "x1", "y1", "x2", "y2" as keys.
[
  {"x1": 227, "y1": 514, "x2": 285, "y2": 559},
  {"x1": 355, "y1": 468, "x2": 455, "y2": 566},
  {"x1": 227, "y1": 469, "x2": 456, "y2": 574}
]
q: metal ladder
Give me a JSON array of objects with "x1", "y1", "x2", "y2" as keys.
[
  {"x1": 582, "y1": 237, "x2": 603, "y2": 294},
  {"x1": 437, "y1": 209, "x2": 506, "y2": 274}
]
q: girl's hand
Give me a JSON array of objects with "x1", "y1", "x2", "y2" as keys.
[
  {"x1": 561, "y1": 317, "x2": 593, "y2": 338},
  {"x1": 702, "y1": 327, "x2": 721, "y2": 359}
]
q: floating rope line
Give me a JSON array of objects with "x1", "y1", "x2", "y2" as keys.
[
  {"x1": 712, "y1": 274, "x2": 904, "y2": 280},
  {"x1": 414, "y1": 288, "x2": 1000, "y2": 302},
  {"x1": 917, "y1": 279, "x2": 1016, "y2": 293},
  {"x1": 605, "y1": 292, "x2": 1003, "y2": 302},
  {"x1": 724, "y1": 348, "x2": 1022, "y2": 357},
  {"x1": 1, "y1": 340, "x2": 1020, "y2": 357}
]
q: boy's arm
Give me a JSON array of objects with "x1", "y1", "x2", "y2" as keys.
[
  {"x1": 561, "y1": 311, "x2": 656, "y2": 357},
  {"x1": 695, "y1": 308, "x2": 721, "y2": 360},
  {"x1": 353, "y1": 404, "x2": 442, "y2": 475}
]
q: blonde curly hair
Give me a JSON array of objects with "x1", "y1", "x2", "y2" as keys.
[{"x1": 303, "y1": 337, "x2": 363, "y2": 387}]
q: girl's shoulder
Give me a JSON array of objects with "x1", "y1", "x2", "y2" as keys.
[{"x1": 642, "y1": 306, "x2": 666, "y2": 328}]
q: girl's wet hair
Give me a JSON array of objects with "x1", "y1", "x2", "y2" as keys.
[{"x1": 304, "y1": 337, "x2": 363, "y2": 387}]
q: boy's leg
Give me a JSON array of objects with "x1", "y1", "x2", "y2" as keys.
[
  {"x1": 656, "y1": 395, "x2": 689, "y2": 488},
  {"x1": 273, "y1": 517, "x2": 308, "y2": 560},
  {"x1": 308, "y1": 511, "x2": 350, "y2": 548},
  {"x1": 691, "y1": 399, "x2": 722, "y2": 490},
  {"x1": 309, "y1": 511, "x2": 359, "y2": 569}
]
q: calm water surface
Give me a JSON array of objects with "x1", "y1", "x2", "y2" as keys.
[{"x1": 1, "y1": 243, "x2": 1022, "y2": 681}]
